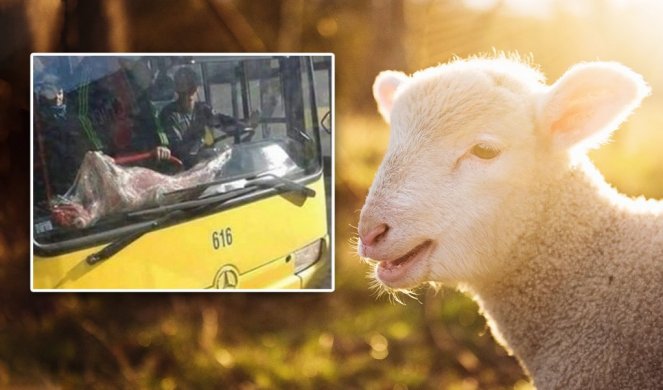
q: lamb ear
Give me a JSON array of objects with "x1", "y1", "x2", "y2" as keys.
[
  {"x1": 539, "y1": 62, "x2": 650, "y2": 150},
  {"x1": 373, "y1": 70, "x2": 409, "y2": 122}
]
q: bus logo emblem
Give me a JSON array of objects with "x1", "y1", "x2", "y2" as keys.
[{"x1": 214, "y1": 265, "x2": 239, "y2": 289}]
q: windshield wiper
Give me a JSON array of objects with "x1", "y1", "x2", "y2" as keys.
[
  {"x1": 86, "y1": 209, "x2": 185, "y2": 265},
  {"x1": 86, "y1": 189, "x2": 248, "y2": 265},
  {"x1": 86, "y1": 175, "x2": 315, "y2": 265},
  {"x1": 129, "y1": 173, "x2": 314, "y2": 221},
  {"x1": 161, "y1": 172, "x2": 260, "y2": 202},
  {"x1": 197, "y1": 173, "x2": 315, "y2": 200},
  {"x1": 247, "y1": 174, "x2": 316, "y2": 198},
  {"x1": 128, "y1": 185, "x2": 256, "y2": 220}
]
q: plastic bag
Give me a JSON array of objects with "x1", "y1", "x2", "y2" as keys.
[{"x1": 51, "y1": 148, "x2": 232, "y2": 228}]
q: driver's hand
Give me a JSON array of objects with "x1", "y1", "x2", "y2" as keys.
[{"x1": 155, "y1": 146, "x2": 171, "y2": 161}]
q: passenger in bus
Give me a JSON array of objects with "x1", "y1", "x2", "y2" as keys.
[
  {"x1": 35, "y1": 75, "x2": 87, "y2": 199},
  {"x1": 157, "y1": 67, "x2": 252, "y2": 168},
  {"x1": 37, "y1": 59, "x2": 161, "y2": 203},
  {"x1": 73, "y1": 57, "x2": 163, "y2": 159}
]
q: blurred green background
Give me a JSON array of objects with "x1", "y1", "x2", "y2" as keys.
[{"x1": 2, "y1": 0, "x2": 663, "y2": 388}]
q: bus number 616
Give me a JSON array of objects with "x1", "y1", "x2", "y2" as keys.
[{"x1": 212, "y1": 228, "x2": 233, "y2": 250}]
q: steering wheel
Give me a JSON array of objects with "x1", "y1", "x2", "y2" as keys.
[{"x1": 114, "y1": 150, "x2": 184, "y2": 170}]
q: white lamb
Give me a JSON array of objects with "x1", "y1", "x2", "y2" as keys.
[{"x1": 358, "y1": 56, "x2": 663, "y2": 389}]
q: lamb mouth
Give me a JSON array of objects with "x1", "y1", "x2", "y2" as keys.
[{"x1": 376, "y1": 240, "x2": 433, "y2": 283}]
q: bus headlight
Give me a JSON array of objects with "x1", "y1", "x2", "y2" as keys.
[{"x1": 294, "y1": 239, "x2": 324, "y2": 273}]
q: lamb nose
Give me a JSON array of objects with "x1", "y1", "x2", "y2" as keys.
[{"x1": 361, "y1": 223, "x2": 389, "y2": 246}]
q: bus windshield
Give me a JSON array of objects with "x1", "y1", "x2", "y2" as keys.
[{"x1": 33, "y1": 55, "x2": 329, "y2": 245}]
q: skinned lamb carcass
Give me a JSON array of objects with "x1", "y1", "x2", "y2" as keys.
[{"x1": 51, "y1": 148, "x2": 231, "y2": 228}]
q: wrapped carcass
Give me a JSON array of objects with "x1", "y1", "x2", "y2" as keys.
[{"x1": 51, "y1": 149, "x2": 231, "y2": 228}]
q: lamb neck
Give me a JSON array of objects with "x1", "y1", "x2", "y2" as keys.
[{"x1": 465, "y1": 166, "x2": 663, "y2": 389}]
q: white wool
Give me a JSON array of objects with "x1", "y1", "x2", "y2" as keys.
[{"x1": 360, "y1": 56, "x2": 663, "y2": 389}]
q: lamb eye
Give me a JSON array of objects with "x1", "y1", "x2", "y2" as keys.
[{"x1": 471, "y1": 144, "x2": 500, "y2": 160}]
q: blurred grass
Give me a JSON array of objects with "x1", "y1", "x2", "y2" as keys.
[{"x1": 0, "y1": 288, "x2": 527, "y2": 389}]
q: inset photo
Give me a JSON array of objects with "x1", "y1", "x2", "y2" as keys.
[{"x1": 31, "y1": 53, "x2": 333, "y2": 291}]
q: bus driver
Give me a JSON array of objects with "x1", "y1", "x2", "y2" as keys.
[{"x1": 156, "y1": 67, "x2": 253, "y2": 168}]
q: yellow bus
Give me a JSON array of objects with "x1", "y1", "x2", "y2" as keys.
[{"x1": 31, "y1": 54, "x2": 332, "y2": 290}]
